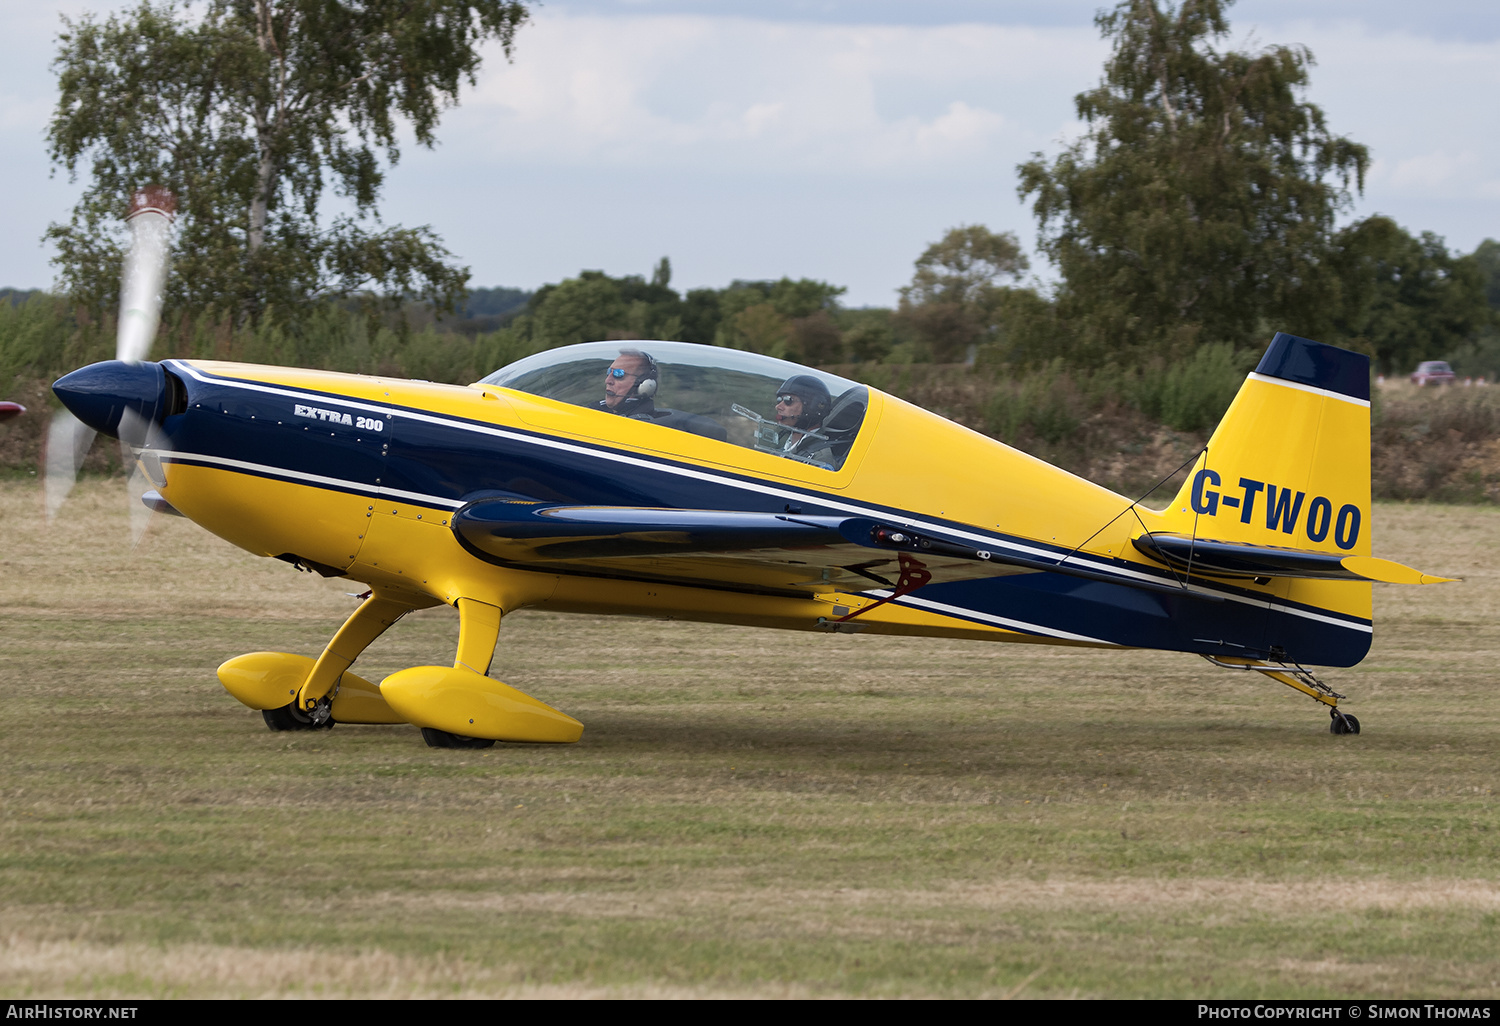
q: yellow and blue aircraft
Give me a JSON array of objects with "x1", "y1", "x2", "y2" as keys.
[{"x1": 51, "y1": 331, "x2": 1452, "y2": 748}]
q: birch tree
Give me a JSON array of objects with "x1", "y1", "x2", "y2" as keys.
[
  {"x1": 47, "y1": 0, "x2": 528, "y2": 324},
  {"x1": 1017, "y1": 0, "x2": 1368, "y2": 362}
]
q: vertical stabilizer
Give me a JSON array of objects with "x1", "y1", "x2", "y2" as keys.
[
  {"x1": 1159, "y1": 333, "x2": 1373, "y2": 664},
  {"x1": 1164, "y1": 333, "x2": 1370, "y2": 554}
]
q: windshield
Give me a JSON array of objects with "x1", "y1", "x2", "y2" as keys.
[{"x1": 480, "y1": 340, "x2": 869, "y2": 471}]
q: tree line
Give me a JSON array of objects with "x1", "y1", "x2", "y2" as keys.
[{"x1": 454, "y1": 214, "x2": 1498, "y2": 382}]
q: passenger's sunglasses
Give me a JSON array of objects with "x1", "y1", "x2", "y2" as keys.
[{"x1": 775, "y1": 394, "x2": 799, "y2": 405}]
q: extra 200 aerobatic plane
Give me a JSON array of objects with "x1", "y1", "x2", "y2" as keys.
[{"x1": 48, "y1": 191, "x2": 1453, "y2": 749}]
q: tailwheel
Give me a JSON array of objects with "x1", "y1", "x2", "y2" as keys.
[
  {"x1": 1329, "y1": 709, "x2": 1361, "y2": 735},
  {"x1": 421, "y1": 727, "x2": 496, "y2": 750},
  {"x1": 262, "y1": 702, "x2": 335, "y2": 732}
]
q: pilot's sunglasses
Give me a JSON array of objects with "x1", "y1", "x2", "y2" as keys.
[
  {"x1": 776, "y1": 394, "x2": 798, "y2": 405},
  {"x1": 607, "y1": 368, "x2": 635, "y2": 379}
]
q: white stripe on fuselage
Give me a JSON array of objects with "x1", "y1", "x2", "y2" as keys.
[
  {"x1": 863, "y1": 589, "x2": 1117, "y2": 644},
  {"x1": 160, "y1": 450, "x2": 463, "y2": 509},
  {"x1": 165, "y1": 361, "x2": 1373, "y2": 635}
]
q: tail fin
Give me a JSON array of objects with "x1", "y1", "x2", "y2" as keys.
[
  {"x1": 1163, "y1": 333, "x2": 1371, "y2": 556},
  {"x1": 1144, "y1": 334, "x2": 1459, "y2": 667}
]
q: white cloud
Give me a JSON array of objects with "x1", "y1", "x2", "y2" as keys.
[
  {"x1": 1381, "y1": 150, "x2": 1482, "y2": 192},
  {"x1": 452, "y1": 14, "x2": 1102, "y2": 175}
]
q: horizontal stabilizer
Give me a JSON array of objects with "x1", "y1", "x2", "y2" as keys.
[
  {"x1": 1339, "y1": 555, "x2": 1458, "y2": 586},
  {"x1": 1134, "y1": 533, "x2": 1456, "y2": 585}
]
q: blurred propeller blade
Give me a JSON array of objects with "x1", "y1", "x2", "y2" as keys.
[
  {"x1": 116, "y1": 185, "x2": 175, "y2": 364},
  {"x1": 124, "y1": 448, "x2": 153, "y2": 544},
  {"x1": 45, "y1": 186, "x2": 176, "y2": 525},
  {"x1": 117, "y1": 407, "x2": 158, "y2": 545},
  {"x1": 44, "y1": 409, "x2": 96, "y2": 522}
]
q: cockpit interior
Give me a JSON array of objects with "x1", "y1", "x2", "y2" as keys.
[{"x1": 481, "y1": 341, "x2": 869, "y2": 471}]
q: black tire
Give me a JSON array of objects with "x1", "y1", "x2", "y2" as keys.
[
  {"x1": 421, "y1": 727, "x2": 496, "y2": 749},
  {"x1": 1329, "y1": 710, "x2": 1361, "y2": 735},
  {"x1": 262, "y1": 703, "x2": 335, "y2": 732}
]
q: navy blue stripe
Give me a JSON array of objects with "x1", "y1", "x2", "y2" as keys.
[
  {"x1": 911, "y1": 574, "x2": 1371, "y2": 667},
  {"x1": 1255, "y1": 333, "x2": 1370, "y2": 401}
]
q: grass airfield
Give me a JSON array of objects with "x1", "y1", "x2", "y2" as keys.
[{"x1": 1, "y1": 478, "x2": 1497, "y2": 999}]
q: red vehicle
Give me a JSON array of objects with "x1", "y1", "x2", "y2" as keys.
[
  {"x1": 1410, "y1": 361, "x2": 1456, "y2": 386},
  {"x1": 0, "y1": 401, "x2": 26, "y2": 422}
]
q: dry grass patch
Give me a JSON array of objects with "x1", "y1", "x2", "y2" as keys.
[{"x1": 0, "y1": 935, "x2": 825, "y2": 999}]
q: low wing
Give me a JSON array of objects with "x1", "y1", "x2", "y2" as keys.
[
  {"x1": 451, "y1": 502, "x2": 1244, "y2": 600},
  {"x1": 451, "y1": 501, "x2": 1040, "y2": 598},
  {"x1": 1133, "y1": 533, "x2": 1456, "y2": 585}
]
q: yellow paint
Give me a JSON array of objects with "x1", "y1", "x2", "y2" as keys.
[
  {"x1": 1342, "y1": 555, "x2": 1458, "y2": 586},
  {"x1": 164, "y1": 463, "x2": 366, "y2": 567},
  {"x1": 380, "y1": 665, "x2": 583, "y2": 743},
  {"x1": 218, "y1": 651, "x2": 314, "y2": 710},
  {"x1": 1153, "y1": 375, "x2": 1377, "y2": 624},
  {"x1": 328, "y1": 670, "x2": 406, "y2": 725},
  {"x1": 171, "y1": 358, "x2": 1414, "y2": 644},
  {"x1": 217, "y1": 651, "x2": 404, "y2": 723},
  {"x1": 297, "y1": 594, "x2": 413, "y2": 709}
]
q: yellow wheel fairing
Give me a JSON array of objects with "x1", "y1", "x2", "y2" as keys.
[
  {"x1": 380, "y1": 665, "x2": 583, "y2": 743},
  {"x1": 217, "y1": 651, "x2": 404, "y2": 723},
  {"x1": 218, "y1": 651, "x2": 316, "y2": 710}
]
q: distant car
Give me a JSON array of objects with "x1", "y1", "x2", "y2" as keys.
[
  {"x1": 0, "y1": 401, "x2": 25, "y2": 422},
  {"x1": 1410, "y1": 361, "x2": 1456, "y2": 386}
]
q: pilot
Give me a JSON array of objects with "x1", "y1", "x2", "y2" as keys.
[
  {"x1": 773, "y1": 374, "x2": 831, "y2": 457},
  {"x1": 600, "y1": 349, "x2": 659, "y2": 417}
]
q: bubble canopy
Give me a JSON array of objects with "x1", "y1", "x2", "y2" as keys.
[{"x1": 480, "y1": 340, "x2": 870, "y2": 471}]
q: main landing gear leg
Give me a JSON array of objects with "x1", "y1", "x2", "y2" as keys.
[
  {"x1": 419, "y1": 598, "x2": 502, "y2": 750},
  {"x1": 378, "y1": 597, "x2": 582, "y2": 747},
  {"x1": 1202, "y1": 656, "x2": 1360, "y2": 735},
  {"x1": 278, "y1": 594, "x2": 412, "y2": 729}
]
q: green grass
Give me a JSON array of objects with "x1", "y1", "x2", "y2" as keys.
[{"x1": 1, "y1": 482, "x2": 1497, "y2": 997}]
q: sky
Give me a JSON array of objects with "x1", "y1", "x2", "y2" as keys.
[{"x1": 2, "y1": 1, "x2": 1497, "y2": 307}]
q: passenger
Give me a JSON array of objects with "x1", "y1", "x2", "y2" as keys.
[
  {"x1": 599, "y1": 349, "x2": 659, "y2": 417},
  {"x1": 774, "y1": 375, "x2": 831, "y2": 459}
]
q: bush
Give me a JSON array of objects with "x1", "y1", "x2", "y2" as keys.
[
  {"x1": 1128, "y1": 343, "x2": 1253, "y2": 433},
  {"x1": 985, "y1": 361, "x2": 1080, "y2": 445}
]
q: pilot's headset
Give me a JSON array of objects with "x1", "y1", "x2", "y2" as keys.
[{"x1": 620, "y1": 348, "x2": 658, "y2": 399}]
